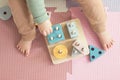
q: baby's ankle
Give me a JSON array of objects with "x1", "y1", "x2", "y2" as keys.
[{"x1": 20, "y1": 37, "x2": 33, "y2": 42}]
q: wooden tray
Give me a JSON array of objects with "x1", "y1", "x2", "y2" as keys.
[{"x1": 45, "y1": 18, "x2": 89, "y2": 64}]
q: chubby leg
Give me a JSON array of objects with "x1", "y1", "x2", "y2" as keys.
[
  {"x1": 8, "y1": 0, "x2": 36, "y2": 56},
  {"x1": 26, "y1": 0, "x2": 52, "y2": 36},
  {"x1": 77, "y1": 0, "x2": 113, "y2": 50}
]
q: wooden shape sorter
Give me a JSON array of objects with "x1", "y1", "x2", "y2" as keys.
[{"x1": 45, "y1": 19, "x2": 89, "y2": 64}]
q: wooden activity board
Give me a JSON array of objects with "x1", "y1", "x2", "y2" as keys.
[{"x1": 45, "y1": 19, "x2": 89, "y2": 64}]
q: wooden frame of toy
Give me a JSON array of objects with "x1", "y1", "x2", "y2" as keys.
[{"x1": 45, "y1": 19, "x2": 89, "y2": 64}]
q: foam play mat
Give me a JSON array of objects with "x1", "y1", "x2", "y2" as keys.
[{"x1": 0, "y1": 0, "x2": 120, "y2": 80}]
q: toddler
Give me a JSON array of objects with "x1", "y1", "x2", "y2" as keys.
[{"x1": 8, "y1": 0, "x2": 113, "y2": 56}]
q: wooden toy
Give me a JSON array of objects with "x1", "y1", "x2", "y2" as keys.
[
  {"x1": 45, "y1": 19, "x2": 89, "y2": 64},
  {"x1": 66, "y1": 22, "x2": 78, "y2": 38},
  {"x1": 53, "y1": 45, "x2": 68, "y2": 59},
  {"x1": 47, "y1": 24, "x2": 65, "y2": 44},
  {"x1": 0, "y1": 0, "x2": 11, "y2": 20},
  {"x1": 89, "y1": 45, "x2": 105, "y2": 62},
  {"x1": 72, "y1": 40, "x2": 89, "y2": 55},
  {"x1": 0, "y1": 6, "x2": 11, "y2": 20}
]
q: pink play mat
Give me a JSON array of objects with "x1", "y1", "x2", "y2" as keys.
[{"x1": 0, "y1": 8, "x2": 120, "y2": 80}]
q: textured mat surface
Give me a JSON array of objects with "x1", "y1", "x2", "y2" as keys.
[
  {"x1": 103, "y1": 0, "x2": 120, "y2": 12},
  {"x1": 68, "y1": 8, "x2": 120, "y2": 80},
  {"x1": 0, "y1": 8, "x2": 72, "y2": 80},
  {"x1": 0, "y1": 3, "x2": 120, "y2": 80},
  {"x1": 66, "y1": 0, "x2": 120, "y2": 12}
]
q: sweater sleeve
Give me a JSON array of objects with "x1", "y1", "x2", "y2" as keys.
[{"x1": 26, "y1": 0, "x2": 49, "y2": 24}]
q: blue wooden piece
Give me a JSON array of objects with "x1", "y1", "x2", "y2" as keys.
[
  {"x1": 89, "y1": 45, "x2": 105, "y2": 62},
  {"x1": 0, "y1": 6, "x2": 12, "y2": 20},
  {"x1": 66, "y1": 22, "x2": 78, "y2": 38},
  {"x1": 47, "y1": 24, "x2": 65, "y2": 44}
]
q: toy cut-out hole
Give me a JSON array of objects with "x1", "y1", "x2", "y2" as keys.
[
  {"x1": 98, "y1": 51, "x2": 102, "y2": 54},
  {"x1": 68, "y1": 24, "x2": 71, "y2": 27},
  {"x1": 81, "y1": 48, "x2": 84, "y2": 51},
  {"x1": 57, "y1": 34, "x2": 62, "y2": 38},
  {"x1": 55, "y1": 27, "x2": 59, "y2": 30},
  {"x1": 91, "y1": 48, "x2": 94, "y2": 51},
  {"x1": 92, "y1": 55, "x2": 95, "y2": 59},
  {"x1": 71, "y1": 31, "x2": 76, "y2": 35},
  {"x1": 73, "y1": 50, "x2": 78, "y2": 54},
  {"x1": 75, "y1": 42, "x2": 80, "y2": 46},
  {"x1": 50, "y1": 37, "x2": 54, "y2": 40},
  {"x1": 58, "y1": 50, "x2": 63, "y2": 54},
  {"x1": 3, "y1": 11, "x2": 7, "y2": 15},
  {"x1": 68, "y1": 23, "x2": 74, "y2": 27},
  {"x1": 70, "y1": 24, "x2": 74, "y2": 27}
]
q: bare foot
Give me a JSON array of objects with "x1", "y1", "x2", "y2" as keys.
[
  {"x1": 96, "y1": 31, "x2": 114, "y2": 50},
  {"x1": 38, "y1": 19, "x2": 52, "y2": 36},
  {"x1": 17, "y1": 39, "x2": 32, "y2": 56}
]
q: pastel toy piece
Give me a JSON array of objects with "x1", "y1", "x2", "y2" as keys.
[
  {"x1": 71, "y1": 47, "x2": 81, "y2": 57},
  {"x1": 89, "y1": 45, "x2": 105, "y2": 62},
  {"x1": 66, "y1": 22, "x2": 78, "y2": 38},
  {"x1": 53, "y1": 45, "x2": 68, "y2": 59},
  {"x1": 0, "y1": 6, "x2": 12, "y2": 20},
  {"x1": 72, "y1": 40, "x2": 89, "y2": 55},
  {"x1": 47, "y1": 24, "x2": 65, "y2": 44},
  {"x1": 45, "y1": 0, "x2": 68, "y2": 12}
]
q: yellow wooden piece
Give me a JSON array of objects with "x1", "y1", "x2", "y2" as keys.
[{"x1": 53, "y1": 45, "x2": 68, "y2": 59}]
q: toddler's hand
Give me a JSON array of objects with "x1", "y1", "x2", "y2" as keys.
[{"x1": 38, "y1": 19, "x2": 53, "y2": 36}]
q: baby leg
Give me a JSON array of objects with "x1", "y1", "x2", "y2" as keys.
[
  {"x1": 26, "y1": 0, "x2": 52, "y2": 36},
  {"x1": 77, "y1": 0, "x2": 113, "y2": 50},
  {"x1": 8, "y1": 0, "x2": 36, "y2": 56}
]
